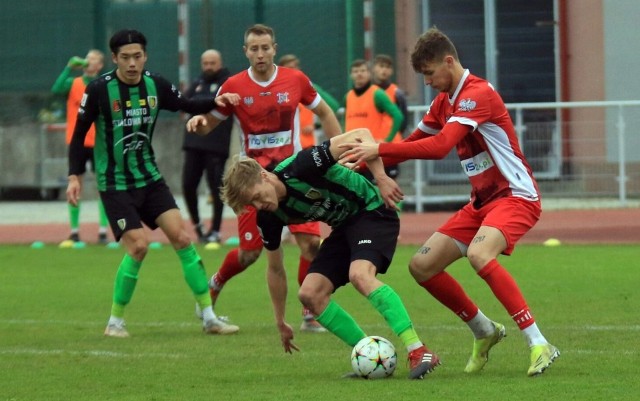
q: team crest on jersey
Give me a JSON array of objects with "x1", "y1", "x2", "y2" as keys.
[
  {"x1": 117, "y1": 218, "x2": 126, "y2": 231},
  {"x1": 244, "y1": 96, "x2": 254, "y2": 106},
  {"x1": 305, "y1": 188, "x2": 322, "y2": 200},
  {"x1": 276, "y1": 92, "x2": 290, "y2": 104},
  {"x1": 112, "y1": 100, "x2": 121, "y2": 112},
  {"x1": 147, "y1": 96, "x2": 157, "y2": 109},
  {"x1": 458, "y1": 98, "x2": 477, "y2": 112},
  {"x1": 209, "y1": 83, "x2": 219, "y2": 93}
]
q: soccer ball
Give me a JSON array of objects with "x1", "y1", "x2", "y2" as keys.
[{"x1": 350, "y1": 336, "x2": 397, "y2": 379}]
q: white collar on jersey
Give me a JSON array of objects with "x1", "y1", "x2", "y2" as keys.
[
  {"x1": 448, "y1": 69, "x2": 470, "y2": 105},
  {"x1": 248, "y1": 65, "x2": 278, "y2": 88}
]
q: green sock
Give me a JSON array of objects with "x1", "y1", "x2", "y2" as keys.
[
  {"x1": 176, "y1": 244, "x2": 210, "y2": 308},
  {"x1": 316, "y1": 300, "x2": 366, "y2": 347},
  {"x1": 98, "y1": 199, "x2": 109, "y2": 228},
  {"x1": 68, "y1": 202, "x2": 80, "y2": 230},
  {"x1": 111, "y1": 254, "x2": 142, "y2": 318},
  {"x1": 367, "y1": 284, "x2": 420, "y2": 347}
]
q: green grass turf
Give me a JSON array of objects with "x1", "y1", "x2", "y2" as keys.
[{"x1": 0, "y1": 243, "x2": 638, "y2": 400}]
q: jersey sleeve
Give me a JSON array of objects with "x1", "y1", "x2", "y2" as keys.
[
  {"x1": 298, "y1": 71, "x2": 319, "y2": 108},
  {"x1": 257, "y1": 212, "x2": 285, "y2": 251},
  {"x1": 210, "y1": 80, "x2": 233, "y2": 120},
  {"x1": 154, "y1": 73, "x2": 216, "y2": 115},
  {"x1": 51, "y1": 66, "x2": 74, "y2": 95},
  {"x1": 285, "y1": 141, "x2": 336, "y2": 180},
  {"x1": 68, "y1": 82, "x2": 99, "y2": 175}
]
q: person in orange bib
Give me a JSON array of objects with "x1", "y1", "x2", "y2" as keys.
[
  {"x1": 343, "y1": 59, "x2": 404, "y2": 183},
  {"x1": 52, "y1": 49, "x2": 110, "y2": 245},
  {"x1": 372, "y1": 54, "x2": 410, "y2": 140}
]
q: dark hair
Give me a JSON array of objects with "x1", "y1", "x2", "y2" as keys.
[
  {"x1": 350, "y1": 58, "x2": 369, "y2": 70},
  {"x1": 244, "y1": 24, "x2": 275, "y2": 44},
  {"x1": 410, "y1": 26, "x2": 459, "y2": 72},
  {"x1": 109, "y1": 29, "x2": 147, "y2": 54},
  {"x1": 374, "y1": 54, "x2": 394, "y2": 67}
]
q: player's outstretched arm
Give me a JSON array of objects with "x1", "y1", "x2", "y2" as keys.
[{"x1": 266, "y1": 248, "x2": 299, "y2": 354}]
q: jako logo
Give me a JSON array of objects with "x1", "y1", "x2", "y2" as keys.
[{"x1": 358, "y1": 239, "x2": 372, "y2": 245}]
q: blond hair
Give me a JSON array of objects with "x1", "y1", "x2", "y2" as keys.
[{"x1": 221, "y1": 156, "x2": 264, "y2": 214}]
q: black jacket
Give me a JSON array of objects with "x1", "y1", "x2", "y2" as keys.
[{"x1": 182, "y1": 67, "x2": 233, "y2": 156}]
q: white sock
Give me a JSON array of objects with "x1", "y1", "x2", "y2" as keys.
[
  {"x1": 201, "y1": 306, "x2": 217, "y2": 323},
  {"x1": 522, "y1": 323, "x2": 547, "y2": 347},
  {"x1": 466, "y1": 310, "x2": 495, "y2": 339},
  {"x1": 108, "y1": 316, "x2": 124, "y2": 326}
]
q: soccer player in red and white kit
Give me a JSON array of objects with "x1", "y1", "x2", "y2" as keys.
[
  {"x1": 187, "y1": 24, "x2": 342, "y2": 333},
  {"x1": 340, "y1": 27, "x2": 559, "y2": 377}
]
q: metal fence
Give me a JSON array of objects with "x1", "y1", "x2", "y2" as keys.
[{"x1": 401, "y1": 100, "x2": 640, "y2": 212}]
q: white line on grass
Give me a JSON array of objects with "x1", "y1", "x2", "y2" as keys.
[
  {"x1": 0, "y1": 348, "x2": 185, "y2": 359},
  {"x1": 2, "y1": 319, "x2": 639, "y2": 331}
]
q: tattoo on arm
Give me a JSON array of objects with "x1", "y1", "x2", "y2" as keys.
[{"x1": 417, "y1": 246, "x2": 431, "y2": 254}]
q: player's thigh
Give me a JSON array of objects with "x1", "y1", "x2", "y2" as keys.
[{"x1": 156, "y1": 208, "x2": 190, "y2": 247}]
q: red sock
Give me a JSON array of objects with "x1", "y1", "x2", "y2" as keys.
[
  {"x1": 297, "y1": 256, "x2": 311, "y2": 287},
  {"x1": 215, "y1": 248, "x2": 246, "y2": 286},
  {"x1": 477, "y1": 259, "x2": 534, "y2": 329},
  {"x1": 298, "y1": 256, "x2": 312, "y2": 317},
  {"x1": 420, "y1": 272, "x2": 478, "y2": 322}
]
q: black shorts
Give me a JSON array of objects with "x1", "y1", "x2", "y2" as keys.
[
  {"x1": 100, "y1": 180, "x2": 178, "y2": 241},
  {"x1": 308, "y1": 206, "x2": 399, "y2": 290}
]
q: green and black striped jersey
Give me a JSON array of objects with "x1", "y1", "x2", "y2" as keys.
[
  {"x1": 258, "y1": 142, "x2": 385, "y2": 250},
  {"x1": 69, "y1": 70, "x2": 216, "y2": 191}
]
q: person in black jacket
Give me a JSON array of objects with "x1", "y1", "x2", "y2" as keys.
[{"x1": 182, "y1": 49, "x2": 234, "y2": 244}]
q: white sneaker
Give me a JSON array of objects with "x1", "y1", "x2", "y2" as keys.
[
  {"x1": 104, "y1": 322, "x2": 130, "y2": 338},
  {"x1": 203, "y1": 318, "x2": 239, "y2": 335}
]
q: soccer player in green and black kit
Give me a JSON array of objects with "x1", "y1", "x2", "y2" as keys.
[
  {"x1": 220, "y1": 128, "x2": 441, "y2": 379},
  {"x1": 66, "y1": 29, "x2": 240, "y2": 337}
]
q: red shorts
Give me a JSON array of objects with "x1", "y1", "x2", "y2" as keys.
[
  {"x1": 238, "y1": 206, "x2": 321, "y2": 251},
  {"x1": 438, "y1": 197, "x2": 541, "y2": 255}
]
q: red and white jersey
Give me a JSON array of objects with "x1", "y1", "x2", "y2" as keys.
[
  {"x1": 380, "y1": 70, "x2": 539, "y2": 207},
  {"x1": 211, "y1": 66, "x2": 321, "y2": 169}
]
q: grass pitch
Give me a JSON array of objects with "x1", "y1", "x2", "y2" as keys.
[{"x1": 0, "y1": 243, "x2": 638, "y2": 400}]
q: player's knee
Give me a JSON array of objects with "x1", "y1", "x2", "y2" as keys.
[
  {"x1": 408, "y1": 255, "x2": 434, "y2": 282},
  {"x1": 298, "y1": 285, "x2": 323, "y2": 313},
  {"x1": 128, "y1": 241, "x2": 149, "y2": 261},
  {"x1": 169, "y1": 230, "x2": 192, "y2": 250},
  {"x1": 297, "y1": 287, "x2": 314, "y2": 309},
  {"x1": 466, "y1": 249, "x2": 491, "y2": 272}
]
